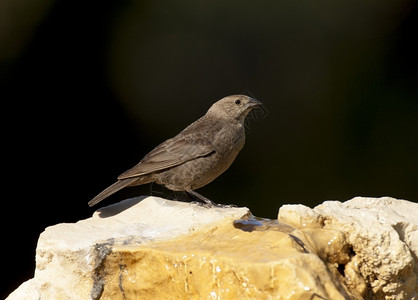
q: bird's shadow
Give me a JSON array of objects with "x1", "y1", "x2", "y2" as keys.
[
  {"x1": 95, "y1": 184, "x2": 195, "y2": 218},
  {"x1": 96, "y1": 196, "x2": 148, "y2": 218}
]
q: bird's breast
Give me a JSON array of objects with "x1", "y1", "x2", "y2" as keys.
[{"x1": 213, "y1": 123, "x2": 245, "y2": 152}]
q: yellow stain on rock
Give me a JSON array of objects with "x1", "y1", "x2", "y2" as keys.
[{"x1": 98, "y1": 217, "x2": 356, "y2": 299}]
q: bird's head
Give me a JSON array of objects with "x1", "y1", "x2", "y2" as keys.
[{"x1": 208, "y1": 95, "x2": 262, "y2": 124}]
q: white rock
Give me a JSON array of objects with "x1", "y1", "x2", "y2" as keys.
[
  {"x1": 8, "y1": 196, "x2": 418, "y2": 300},
  {"x1": 279, "y1": 196, "x2": 418, "y2": 300},
  {"x1": 30, "y1": 196, "x2": 249, "y2": 300}
]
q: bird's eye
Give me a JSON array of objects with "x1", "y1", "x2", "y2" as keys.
[{"x1": 235, "y1": 99, "x2": 241, "y2": 105}]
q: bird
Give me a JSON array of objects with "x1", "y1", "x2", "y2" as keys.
[{"x1": 88, "y1": 94, "x2": 262, "y2": 207}]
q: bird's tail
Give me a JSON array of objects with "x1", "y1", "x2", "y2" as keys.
[{"x1": 88, "y1": 177, "x2": 139, "y2": 207}]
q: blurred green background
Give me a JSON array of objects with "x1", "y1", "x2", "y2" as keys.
[{"x1": 1, "y1": 0, "x2": 417, "y2": 297}]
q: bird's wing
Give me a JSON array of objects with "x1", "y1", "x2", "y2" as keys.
[{"x1": 117, "y1": 134, "x2": 215, "y2": 180}]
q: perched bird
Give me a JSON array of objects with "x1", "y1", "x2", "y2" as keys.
[{"x1": 88, "y1": 95, "x2": 262, "y2": 207}]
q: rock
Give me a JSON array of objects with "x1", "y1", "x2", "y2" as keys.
[
  {"x1": 279, "y1": 196, "x2": 418, "y2": 299},
  {"x1": 34, "y1": 196, "x2": 249, "y2": 299},
  {"x1": 7, "y1": 196, "x2": 418, "y2": 300}
]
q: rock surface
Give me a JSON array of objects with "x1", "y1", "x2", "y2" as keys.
[
  {"x1": 279, "y1": 197, "x2": 418, "y2": 299},
  {"x1": 7, "y1": 196, "x2": 418, "y2": 300}
]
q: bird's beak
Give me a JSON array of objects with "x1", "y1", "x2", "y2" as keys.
[{"x1": 247, "y1": 98, "x2": 262, "y2": 109}]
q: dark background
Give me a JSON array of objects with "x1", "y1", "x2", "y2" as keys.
[{"x1": 1, "y1": 0, "x2": 417, "y2": 297}]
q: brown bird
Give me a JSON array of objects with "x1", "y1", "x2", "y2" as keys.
[{"x1": 88, "y1": 95, "x2": 262, "y2": 207}]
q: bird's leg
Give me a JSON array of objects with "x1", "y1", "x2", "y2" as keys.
[
  {"x1": 173, "y1": 191, "x2": 187, "y2": 202},
  {"x1": 186, "y1": 190, "x2": 217, "y2": 207},
  {"x1": 149, "y1": 182, "x2": 154, "y2": 196}
]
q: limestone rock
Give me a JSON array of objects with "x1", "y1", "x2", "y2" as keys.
[
  {"x1": 279, "y1": 196, "x2": 418, "y2": 300},
  {"x1": 35, "y1": 196, "x2": 249, "y2": 299},
  {"x1": 7, "y1": 196, "x2": 418, "y2": 300}
]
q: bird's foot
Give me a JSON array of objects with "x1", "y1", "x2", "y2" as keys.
[{"x1": 186, "y1": 190, "x2": 218, "y2": 208}]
